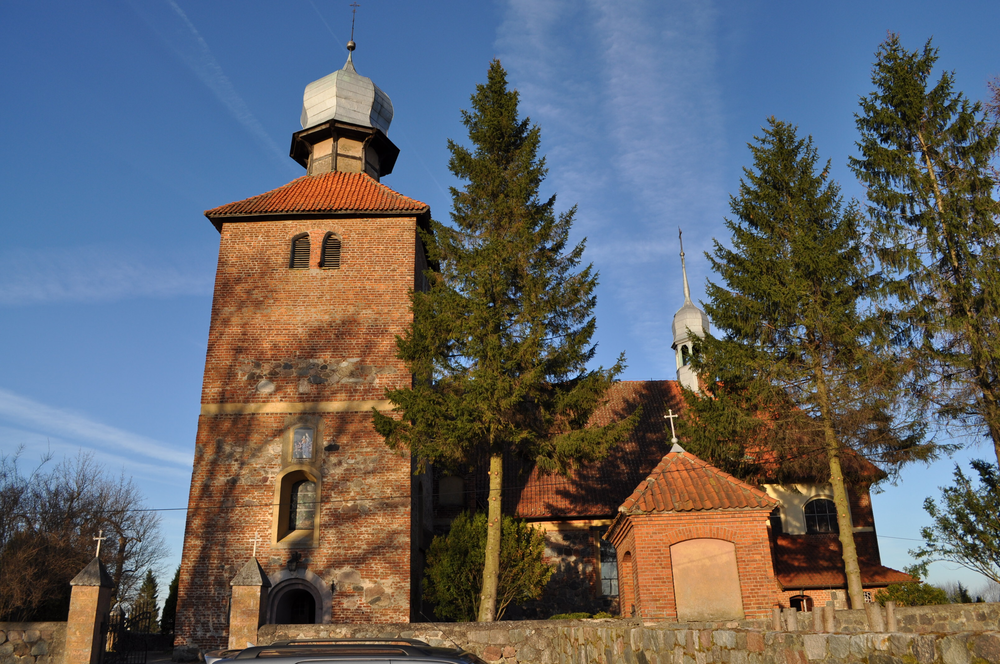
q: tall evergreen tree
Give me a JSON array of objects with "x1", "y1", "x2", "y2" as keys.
[
  {"x1": 850, "y1": 35, "x2": 1000, "y2": 463},
  {"x1": 159, "y1": 565, "x2": 179, "y2": 634},
  {"x1": 374, "y1": 60, "x2": 636, "y2": 621},
  {"x1": 133, "y1": 568, "x2": 159, "y2": 633},
  {"x1": 688, "y1": 118, "x2": 932, "y2": 608}
]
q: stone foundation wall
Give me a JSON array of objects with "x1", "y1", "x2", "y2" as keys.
[
  {"x1": 827, "y1": 601, "x2": 1000, "y2": 633},
  {"x1": 0, "y1": 622, "x2": 66, "y2": 664},
  {"x1": 257, "y1": 603, "x2": 1000, "y2": 664}
]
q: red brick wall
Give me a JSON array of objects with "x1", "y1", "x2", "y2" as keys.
[
  {"x1": 848, "y1": 486, "x2": 876, "y2": 530},
  {"x1": 614, "y1": 510, "x2": 779, "y2": 621},
  {"x1": 776, "y1": 586, "x2": 888, "y2": 610},
  {"x1": 175, "y1": 214, "x2": 421, "y2": 652}
]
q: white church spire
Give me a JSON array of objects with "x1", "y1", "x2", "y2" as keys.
[{"x1": 671, "y1": 229, "x2": 710, "y2": 393}]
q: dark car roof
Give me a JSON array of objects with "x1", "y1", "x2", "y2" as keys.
[{"x1": 226, "y1": 639, "x2": 483, "y2": 663}]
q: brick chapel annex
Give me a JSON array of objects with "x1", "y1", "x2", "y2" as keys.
[{"x1": 173, "y1": 42, "x2": 910, "y2": 654}]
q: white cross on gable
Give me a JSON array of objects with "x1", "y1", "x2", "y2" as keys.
[{"x1": 664, "y1": 409, "x2": 679, "y2": 444}]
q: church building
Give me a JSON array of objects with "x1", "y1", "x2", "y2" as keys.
[
  {"x1": 174, "y1": 41, "x2": 432, "y2": 652},
  {"x1": 173, "y1": 41, "x2": 908, "y2": 655}
]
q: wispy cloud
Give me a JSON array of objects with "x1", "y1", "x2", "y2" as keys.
[
  {"x1": 496, "y1": 0, "x2": 727, "y2": 375},
  {"x1": 128, "y1": 0, "x2": 290, "y2": 170},
  {"x1": 0, "y1": 426, "x2": 191, "y2": 485},
  {"x1": 0, "y1": 389, "x2": 191, "y2": 468},
  {"x1": 0, "y1": 244, "x2": 213, "y2": 305}
]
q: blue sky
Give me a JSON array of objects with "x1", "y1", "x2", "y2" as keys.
[{"x1": 2, "y1": 0, "x2": 998, "y2": 597}]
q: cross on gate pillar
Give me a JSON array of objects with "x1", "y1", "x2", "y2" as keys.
[
  {"x1": 65, "y1": 557, "x2": 114, "y2": 664},
  {"x1": 229, "y1": 557, "x2": 272, "y2": 650}
]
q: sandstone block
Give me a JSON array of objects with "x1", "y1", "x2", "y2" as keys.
[
  {"x1": 802, "y1": 634, "x2": 826, "y2": 661},
  {"x1": 712, "y1": 630, "x2": 736, "y2": 649},
  {"x1": 972, "y1": 633, "x2": 1000, "y2": 663},
  {"x1": 939, "y1": 635, "x2": 971, "y2": 664},
  {"x1": 483, "y1": 645, "x2": 503, "y2": 661},
  {"x1": 827, "y1": 634, "x2": 851, "y2": 660}
]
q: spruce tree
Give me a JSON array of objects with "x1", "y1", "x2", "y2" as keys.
[
  {"x1": 159, "y1": 565, "x2": 179, "y2": 633},
  {"x1": 373, "y1": 60, "x2": 636, "y2": 621},
  {"x1": 850, "y1": 35, "x2": 1000, "y2": 463},
  {"x1": 133, "y1": 568, "x2": 159, "y2": 632},
  {"x1": 690, "y1": 118, "x2": 932, "y2": 608}
]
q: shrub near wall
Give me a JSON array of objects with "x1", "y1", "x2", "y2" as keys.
[{"x1": 0, "y1": 622, "x2": 66, "y2": 664}]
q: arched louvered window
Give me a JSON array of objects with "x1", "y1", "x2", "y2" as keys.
[
  {"x1": 290, "y1": 234, "x2": 310, "y2": 269},
  {"x1": 321, "y1": 233, "x2": 341, "y2": 269}
]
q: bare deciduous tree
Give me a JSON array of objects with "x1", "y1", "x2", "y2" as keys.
[{"x1": 0, "y1": 448, "x2": 167, "y2": 621}]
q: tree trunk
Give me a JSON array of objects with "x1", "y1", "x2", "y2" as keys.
[
  {"x1": 813, "y1": 360, "x2": 865, "y2": 609},
  {"x1": 113, "y1": 534, "x2": 127, "y2": 605},
  {"x1": 477, "y1": 453, "x2": 503, "y2": 622}
]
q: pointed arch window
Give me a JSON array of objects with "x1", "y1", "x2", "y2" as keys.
[
  {"x1": 321, "y1": 233, "x2": 341, "y2": 269},
  {"x1": 290, "y1": 234, "x2": 310, "y2": 269}
]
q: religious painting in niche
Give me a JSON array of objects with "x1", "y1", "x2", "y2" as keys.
[
  {"x1": 292, "y1": 427, "x2": 314, "y2": 460},
  {"x1": 288, "y1": 480, "x2": 316, "y2": 531}
]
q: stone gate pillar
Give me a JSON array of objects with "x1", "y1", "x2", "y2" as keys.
[
  {"x1": 229, "y1": 558, "x2": 271, "y2": 650},
  {"x1": 65, "y1": 557, "x2": 114, "y2": 664}
]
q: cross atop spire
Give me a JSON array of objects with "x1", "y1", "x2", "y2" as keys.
[
  {"x1": 347, "y1": 2, "x2": 359, "y2": 52},
  {"x1": 679, "y1": 227, "x2": 692, "y2": 305},
  {"x1": 94, "y1": 529, "x2": 106, "y2": 557}
]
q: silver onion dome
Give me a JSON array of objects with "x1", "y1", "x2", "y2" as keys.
[{"x1": 300, "y1": 46, "x2": 393, "y2": 134}]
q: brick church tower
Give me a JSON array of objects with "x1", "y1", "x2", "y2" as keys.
[{"x1": 174, "y1": 42, "x2": 430, "y2": 652}]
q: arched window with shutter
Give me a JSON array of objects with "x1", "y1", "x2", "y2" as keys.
[
  {"x1": 321, "y1": 233, "x2": 341, "y2": 269},
  {"x1": 290, "y1": 234, "x2": 310, "y2": 269}
]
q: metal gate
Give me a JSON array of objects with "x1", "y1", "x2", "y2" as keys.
[{"x1": 101, "y1": 609, "x2": 153, "y2": 664}]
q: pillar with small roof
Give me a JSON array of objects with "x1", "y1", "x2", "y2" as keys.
[
  {"x1": 228, "y1": 550, "x2": 272, "y2": 650},
  {"x1": 65, "y1": 531, "x2": 114, "y2": 664}
]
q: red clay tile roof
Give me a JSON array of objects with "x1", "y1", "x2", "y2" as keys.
[
  {"x1": 496, "y1": 381, "x2": 682, "y2": 518},
  {"x1": 205, "y1": 171, "x2": 429, "y2": 220},
  {"x1": 619, "y1": 448, "x2": 777, "y2": 514},
  {"x1": 772, "y1": 532, "x2": 913, "y2": 589}
]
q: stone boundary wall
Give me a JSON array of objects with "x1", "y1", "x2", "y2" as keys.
[
  {"x1": 825, "y1": 602, "x2": 1000, "y2": 633},
  {"x1": 0, "y1": 622, "x2": 66, "y2": 664},
  {"x1": 259, "y1": 602, "x2": 1000, "y2": 664}
]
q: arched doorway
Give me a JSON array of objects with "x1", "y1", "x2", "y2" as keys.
[
  {"x1": 671, "y1": 538, "x2": 744, "y2": 621},
  {"x1": 619, "y1": 552, "x2": 636, "y2": 617},
  {"x1": 268, "y1": 578, "x2": 322, "y2": 625}
]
